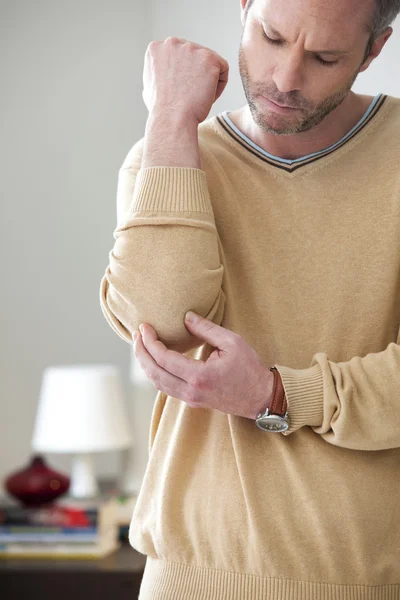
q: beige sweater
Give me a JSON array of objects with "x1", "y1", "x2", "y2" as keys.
[{"x1": 100, "y1": 92, "x2": 400, "y2": 599}]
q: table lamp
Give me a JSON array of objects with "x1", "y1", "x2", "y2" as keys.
[{"x1": 31, "y1": 365, "x2": 133, "y2": 499}]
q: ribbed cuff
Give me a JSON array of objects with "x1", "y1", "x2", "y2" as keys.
[
  {"x1": 273, "y1": 363, "x2": 324, "y2": 436},
  {"x1": 129, "y1": 167, "x2": 214, "y2": 215}
]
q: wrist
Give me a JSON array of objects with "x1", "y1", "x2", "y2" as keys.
[
  {"x1": 251, "y1": 366, "x2": 275, "y2": 421},
  {"x1": 253, "y1": 367, "x2": 287, "y2": 421},
  {"x1": 269, "y1": 367, "x2": 287, "y2": 415},
  {"x1": 147, "y1": 108, "x2": 199, "y2": 133},
  {"x1": 143, "y1": 111, "x2": 200, "y2": 169}
]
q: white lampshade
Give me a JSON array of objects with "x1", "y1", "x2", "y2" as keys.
[
  {"x1": 31, "y1": 365, "x2": 133, "y2": 498},
  {"x1": 32, "y1": 364, "x2": 133, "y2": 453}
]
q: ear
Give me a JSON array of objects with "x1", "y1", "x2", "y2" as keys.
[{"x1": 359, "y1": 27, "x2": 393, "y2": 73}]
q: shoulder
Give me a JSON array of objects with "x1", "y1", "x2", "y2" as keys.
[
  {"x1": 197, "y1": 112, "x2": 243, "y2": 176},
  {"x1": 376, "y1": 94, "x2": 400, "y2": 132}
]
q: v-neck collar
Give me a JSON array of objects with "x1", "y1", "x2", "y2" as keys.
[{"x1": 213, "y1": 93, "x2": 389, "y2": 175}]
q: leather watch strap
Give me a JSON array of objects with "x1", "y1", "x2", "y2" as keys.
[{"x1": 269, "y1": 367, "x2": 287, "y2": 416}]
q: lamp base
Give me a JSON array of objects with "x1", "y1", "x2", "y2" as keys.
[
  {"x1": 69, "y1": 453, "x2": 99, "y2": 498},
  {"x1": 4, "y1": 454, "x2": 70, "y2": 506}
]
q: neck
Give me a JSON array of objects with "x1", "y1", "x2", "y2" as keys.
[{"x1": 235, "y1": 91, "x2": 372, "y2": 160}]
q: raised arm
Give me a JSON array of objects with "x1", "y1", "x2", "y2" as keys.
[{"x1": 99, "y1": 38, "x2": 230, "y2": 353}]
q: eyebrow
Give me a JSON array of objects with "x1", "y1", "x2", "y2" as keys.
[{"x1": 259, "y1": 17, "x2": 348, "y2": 55}]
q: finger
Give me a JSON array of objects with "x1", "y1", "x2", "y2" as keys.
[
  {"x1": 215, "y1": 62, "x2": 229, "y2": 101},
  {"x1": 164, "y1": 37, "x2": 188, "y2": 44},
  {"x1": 215, "y1": 72, "x2": 229, "y2": 102},
  {"x1": 173, "y1": 38, "x2": 230, "y2": 79},
  {"x1": 134, "y1": 332, "x2": 188, "y2": 398},
  {"x1": 141, "y1": 323, "x2": 205, "y2": 384},
  {"x1": 184, "y1": 313, "x2": 236, "y2": 350}
]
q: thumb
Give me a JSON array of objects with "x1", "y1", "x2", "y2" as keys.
[
  {"x1": 215, "y1": 64, "x2": 229, "y2": 102},
  {"x1": 184, "y1": 311, "x2": 231, "y2": 349}
]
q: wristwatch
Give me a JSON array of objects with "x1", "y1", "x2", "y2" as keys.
[{"x1": 255, "y1": 367, "x2": 289, "y2": 432}]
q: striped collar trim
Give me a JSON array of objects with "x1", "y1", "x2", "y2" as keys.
[{"x1": 215, "y1": 94, "x2": 387, "y2": 173}]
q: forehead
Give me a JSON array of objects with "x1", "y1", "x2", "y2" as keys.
[{"x1": 254, "y1": 0, "x2": 373, "y2": 36}]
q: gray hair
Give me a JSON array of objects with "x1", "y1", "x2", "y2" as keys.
[
  {"x1": 363, "y1": 0, "x2": 400, "y2": 62},
  {"x1": 369, "y1": 0, "x2": 400, "y2": 38}
]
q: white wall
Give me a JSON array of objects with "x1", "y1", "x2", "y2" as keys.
[
  {"x1": 0, "y1": 0, "x2": 150, "y2": 486},
  {"x1": 1, "y1": 0, "x2": 399, "y2": 491},
  {"x1": 353, "y1": 15, "x2": 400, "y2": 95}
]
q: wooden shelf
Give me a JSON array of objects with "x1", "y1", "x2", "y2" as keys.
[{"x1": 0, "y1": 542, "x2": 147, "y2": 600}]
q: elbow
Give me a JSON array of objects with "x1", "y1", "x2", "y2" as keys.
[
  {"x1": 100, "y1": 273, "x2": 226, "y2": 354},
  {"x1": 99, "y1": 273, "x2": 134, "y2": 345}
]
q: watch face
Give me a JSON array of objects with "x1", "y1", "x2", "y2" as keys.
[{"x1": 256, "y1": 414, "x2": 289, "y2": 432}]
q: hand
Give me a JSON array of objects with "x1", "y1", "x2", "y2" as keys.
[
  {"x1": 142, "y1": 37, "x2": 230, "y2": 125},
  {"x1": 132, "y1": 311, "x2": 274, "y2": 421}
]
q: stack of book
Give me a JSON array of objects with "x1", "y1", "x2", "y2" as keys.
[{"x1": 0, "y1": 492, "x2": 135, "y2": 559}]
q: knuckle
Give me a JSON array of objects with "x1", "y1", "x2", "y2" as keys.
[
  {"x1": 147, "y1": 40, "x2": 159, "y2": 52},
  {"x1": 192, "y1": 373, "x2": 206, "y2": 391},
  {"x1": 152, "y1": 375, "x2": 162, "y2": 390},
  {"x1": 231, "y1": 331, "x2": 242, "y2": 346},
  {"x1": 201, "y1": 48, "x2": 216, "y2": 63},
  {"x1": 185, "y1": 392, "x2": 198, "y2": 406},
  {"x1": 152, "y1": 371, "x2": 161, "y2": 383},
  {"x1": 165, "y1": 36, "x2": 180, "y2": 44},
  {"x1": 204, "y1": 320, "x2": 215, "y2": 332},
  {"x1": 155, "y1": 350, "x2": 167, "y2": 369},
  {"x1": 198, "y1": 46, "x2": 211, "y2": 58},
  {"x1": 145, "y1": 369, "x2": 157, "y2": 382},
  {"x1": 192, "y1": 362, "x2": 210, "y2": 390}
]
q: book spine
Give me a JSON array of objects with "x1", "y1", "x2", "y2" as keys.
[
  {"x1": 0, "y1": 541, "x2": 102, "y2": 550},
  {"x1": 0, "y1": 525, "x2": 97, "y2": 534},
  {"x1": 0, "y1": 532, "x2": 100, "y2": 543},
  {"x1": 0, "y1": 540, "x2": 121, "y2": 560},
  {"x1": 0, "y1": 507, "x2": 98, "y2": 526}
]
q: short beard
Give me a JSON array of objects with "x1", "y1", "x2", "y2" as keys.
[{"x1": 238, "y1": 40, "x2": 363, "y2": 136}]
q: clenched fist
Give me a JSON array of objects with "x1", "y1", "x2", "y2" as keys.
[{"x1": 142, "y1": 37, "x2": 230, "y2": 125}]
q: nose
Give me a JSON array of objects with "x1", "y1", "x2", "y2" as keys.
[{"x1": 272, "y1": 51, "x2": 304, "y2": 94}]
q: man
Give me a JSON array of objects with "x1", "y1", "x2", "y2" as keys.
[
  {"x1": 100, "y1": 0, "x2": 400, "y2": 598},
  {"x1": 231, "y1": 0, "x2": 394, "y2": 157}
]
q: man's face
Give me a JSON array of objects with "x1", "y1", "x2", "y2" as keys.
[{"x1": 239, "y1": 0, "x2": 374, "y2": 136}]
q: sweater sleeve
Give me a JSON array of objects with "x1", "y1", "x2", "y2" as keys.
[
  {"x1": 99, "y1": 137, "x2": 226, "y2": 354},
  {"x1": 273, "y1": 334, "x2": 400, "y2": 451}
]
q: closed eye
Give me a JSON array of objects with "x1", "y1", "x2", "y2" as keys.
[{"x1": 262, "y1": 31, "x2": 339, "y2": 67}]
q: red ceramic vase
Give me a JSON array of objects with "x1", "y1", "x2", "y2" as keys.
[{"x1": 4, "y1": 454, "x2": 70, "y2": 507}]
